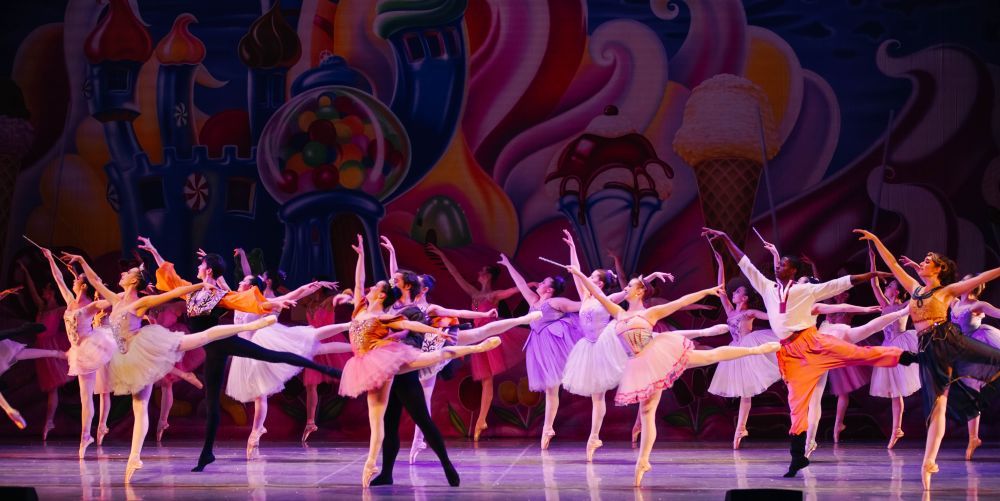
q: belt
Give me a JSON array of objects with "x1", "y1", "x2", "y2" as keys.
[{"x1": 780, "y1": 326, "x2": 815, "y2": 346}]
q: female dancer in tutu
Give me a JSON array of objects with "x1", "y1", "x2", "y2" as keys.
[
  {"x1": 148, "y1": 301, "x2": 204, "y2": 443},
  {"x1": 426, "y1": 243, "x2": 530, "y2": 441},
  {"x1": 37, "y1": 245, "x2": 116, "y2": 457},
  {"x1": 705, "y1": 242, "x2": 780, "y2": 449},
  {"x1": 949, "y1": 274, "x2": 1000, "y2": 460},
  {"x1": 64, "y1": 252, "x2": 277, "y2": 482},
  {"x1": 17, "y1": 260, "x2": 70, "y2": 440},
  {"x1": 226, "y1": 275, "x2": 354, "y2": 458},
  {"x1": 867, "y1": 249, "x2": 920, "y2": 450},
  {"x1": 299, "y1": 285, "x2": 354, "y2": 444},
  {"x1": 565, "y1": 264, "x2": 780, "y2": 485},
  {"x1": 859, "y1": 229, "x2": 1000, "y2": 489},
  {"x1": 497, "y1": 252, "x2": 584, "y2": 449},
  {"x1": 0, "y1": 318, "x2": 62, "y2": 430},
  {"x1": 342, "y1": 234, "x2": 503, "y2": 487}
]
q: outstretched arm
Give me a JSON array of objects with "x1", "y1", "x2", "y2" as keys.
[
  {"x1": 564, "y1": 229, "x2": 588, "y2": 300},
  {"x1": 702, "y1": 228, "x2": 746, "y2": 263},
  {"x1": 868, "y1": 248, "x2": 891, "y2": 307},
  {"x1": 41, "y1": 248, "x2": 74, "y2": 305},
  {"x1": 136, "y1": 236, "x2": 165, "y2": 267},
  {"x1": 608, "y1": 249, "x2": 628, "y2": 290},
  {"x1": 313, "y1": 322, "x2": 351, "y2": 341},
  {"x1": 352, "y1": 234, "x2": 365, "y2": 310},
  {"x1": 841, "y1": 307, "x2": 910, "y2": 344},
  {"x1": 133, "y1": 283, "x2": 205, "y2": 316},
  {"x1": 854, "y1": 229, "x2": 920, "y2": 294},
  {"x1": 276, "y1": 281, "x2": 337, "y2": 304},
  {"x1": 380, "y1": 236, "x2": 399, "y2": 278},
  {"x1": 813, "y1": 303, "x2": 880, "y2": 316},
  {"x1": 427, "y1": 244, "x2": 480, "y2": 298},
  {"x1": 708, "y1": 240, "x2": 735, "y2": 314},
  {"x1": 497, "y1": 253, "x2": 539, "y2": 305},
  {"x1": 644, "y1": 286, "x2": 723, "y2": 324},
  {"x1": 945, "y1": 268, "x2": 1000, "y2": 299},
  {"x1": 61, "y1": 253, "x2": 119, "y2": 303},
  {"x1": 427, "y1": 304, "x2": 496, "y2": 319},
  {"x1": 972, "y1": 300, "x2": 1000, "y2": 319},
  {"x1": 756, "y1": 231, "x2": 781, "y2": 271},
  {"x1": 233, "y1": 248, "x2": 252, "y2": 278},
  {"x1": 567, "y1": 265, "x2": 624, "y2": 316}
]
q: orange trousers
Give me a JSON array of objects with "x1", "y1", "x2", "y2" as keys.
[{"x1": 777, "y1": 326, "x2": 902, "y2": 435}]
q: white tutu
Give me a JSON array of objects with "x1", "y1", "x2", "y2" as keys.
[
  {"x1": 107, "y1": 324, "x2": 184, "y2": 395},
  {"x1": 226, "y1": 323, "x2": 320, "y2": 402},
  {"x1": 562, "y1": 323, "x2": 628, "y2": 396},
  {"x1": 708, "y1": 329, "x2": 780, "y2": 398},
  {"x1": 67, "y1": 327, "x2": 116, "y2": 377},
  {"x1": 0, "y1": 340, "x2": 26, "y2": 374},
  {"x1": 870, "y1": 329, "x2": 921, "y2": 398}
]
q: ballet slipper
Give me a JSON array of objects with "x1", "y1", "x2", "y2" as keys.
[
  {"x1": 473, "y1": 422, "x2": 487, "y2": 442},
  {"x1": 633, "y1": 460, "x2": 652, "y2": 487},
  {"x1": 733, "y1": 428, "x2": 748, "y2": 450},
  {"x1": 408, "y1": 439, "x2": 426, "y2": 464},
  {"x1": 79, "y1": 434, "x2": 94, "y2": 459},
  {"x1": 887, "y1": 428, "x2": 904, "y2": 449},
  {"x1": 178, "y1": 371, "x2": 204, "y2": 390},
  {"x1": 156, "y1": 421, "x2": 169, "y2": 443},
  {"x1": 540, "y1": 429, "x2": 556, "y2": 450},
  {"x1": 921, "y1": 462, "x2": 938, "y2": 491},
  {"x1": 585, "y1": 437, "x2": 603, "y2": 462},
  {"x1": 631, "y1": 424, "x2": 641, "y2": 445},
  {"x1": 361, "y1": 459, "x2": 379, "y2": 488},
  {"x1": 966, "y1": 437, "x2": 982, "y2": 461},
  {"x1": 125, "y1": 457, "x2": 144, "y2": 483},
  {"x1": 832, "y1": 423, "x2": 846, "y2": 444},
  {"x1": 42, "y1": 420, "x2": 55, "y2": 441},
  {"x1": 805, "y1": 440, "x2": 818, "y2": 459},
  {"x1": 6, "y1": 410, "x2": 26, "y2": 430},
  {"x1": 247, "y1": 427, "x2": 267, "y2": 459},
  {"x1": 301, "y1": 422, "x2": 318, "y2": 444},
  {"x1": 96, "y1": 425, "x2": 109, "y2": 446}
]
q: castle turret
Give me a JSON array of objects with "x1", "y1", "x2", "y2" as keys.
[
  {"x1": 239, "y1": 3, "x2": 301, "y2": 143},
  {"x1": 83, "y1": 0, "x2": 153, "y2": 167},
  {"x1": 155, "y1": 14, "x2": 206, "y2": 157}
]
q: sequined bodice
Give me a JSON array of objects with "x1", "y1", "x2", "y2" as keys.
[
  {"x1": 109, "y1": 309, "x2": 141, "y2": 354},
  {"x1": 909, "y1": 288, "x2": 950, "y2": 325},
  {"x1": 726, "y1": 310, "x2": 754, "y2": 340},
  {"x1": 950, "y1": 303, "x2": 983, "y2": 335},
  {"x1": 348, "y1": 316, "x2": 394, "y2": 355},
  {"x1": 579, "y1": 298, "x2": 611, "y2": 342},
  {"x1": 617, "y1": 328, "x2": 652, "y2": 357},
  {"x1": 63, "y1": 307, "x2": 94, "y2": 345},
  {"x1": 186, "y1": 287, "x2": 226, "y2": 318}
]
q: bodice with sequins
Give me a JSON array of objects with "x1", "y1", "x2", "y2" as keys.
[
  {"x1": 579, "y1": 298, "x2": 611, "y2": 342},
  {"x1": 950, "y1": 302, "x2": 983, "y2": 335},
  {"x1": 62, "y1": 306, "x2": 95, "y2": 346},
  {"x1": 616, "y1": 328, "x2": 652, "y2": 357},
  {"x1": 909, "y1": 288, "x2": 950, "y2": 325},
  {"x1": 109, "y1": 309, "x2": 142, "y2": 354},
  {"x1": 348, "y1": 316, "x2": 396, "y2": 355}
]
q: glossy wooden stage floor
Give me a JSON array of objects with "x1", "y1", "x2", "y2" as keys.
[{"x1": 0, "y1": 439, "x2": 997, "y2": 499}]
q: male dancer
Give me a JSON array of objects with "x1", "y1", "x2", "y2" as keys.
[
  {"x1": 138, "y1": 237, "x2": 341, "y2": 472},
  {"x1": 702, "y1": 228, "x2": 917, "y2": 477}
]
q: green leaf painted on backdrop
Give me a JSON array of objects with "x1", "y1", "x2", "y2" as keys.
[
  {"x1": 663, "y1": 411, "x2": 693, "y2": 429},
  {"x1": 319, "y1": 397, "x2": 346, "y2": 423},
  {"x1": 490, "y1": 405, "x2": 527, "y2": 430},
  {"x1": 527, "y1": 401, "x2": 545, "y2": 428},
  {"x1": 448, "y1": 402, "x2": 468, "y2": 436}
]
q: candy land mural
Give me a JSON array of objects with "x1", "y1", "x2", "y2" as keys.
[{"x1": 1, "y1": 0, "x2": 999, "y2": 444}]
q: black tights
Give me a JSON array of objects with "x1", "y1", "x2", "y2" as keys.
[
  {"x1": 371, "y1": 371, "x2": 458, "y2": 486},
  {"x1": 193, "y1": 336, "x2": 340, "y2": 471}
]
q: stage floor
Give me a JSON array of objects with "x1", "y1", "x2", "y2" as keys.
[{"x1": 0, "y1": 439, "x2": 996, "y2": 499}]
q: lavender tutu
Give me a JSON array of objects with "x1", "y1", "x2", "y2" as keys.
[
  {"x1": 0, "y1": 340, "x2": 26, "y2": 374},
  {"x1": 870, "y1": 329, "x2": 920, "y2": 398},
  {"x1": 339, "y1": 342, "x2": 420, "y2": 398},
  {"x1": 952, "y1": 304, "x2": 1000, "y2": 391},
  {"x1": 227, "y1": 323, "x2": 321, "y2": 402},
  {"x1": 562, "y1": 299, "x2": 627, "y2": 395},
  {"x1": 708, "y1": 329, "x2": 780, "y2": 398},
  {"x1": 523, "y1": 301, "x2": 584, "y2": 392},
  {"x1": 615, "y1": 330, "x2": 693, "y2": 405},
  {"x1": 107, "y1": 324, "x2": 184, "y2": 395}
]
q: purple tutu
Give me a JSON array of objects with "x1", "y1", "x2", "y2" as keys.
[{"x1": 523, "y1": 301, "x2": 584, "y2": 392}]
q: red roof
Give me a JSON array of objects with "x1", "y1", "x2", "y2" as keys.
[
  {"x1": 156, "y1": 14, "x2": 206, "y2": 65},
  {"x1": 84, "y1": 0, "x2": 153, "y2": 64}
]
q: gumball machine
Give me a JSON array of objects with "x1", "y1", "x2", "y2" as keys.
[{"x1": 258, "y1": 86, "x2": 410, "y2": 284}]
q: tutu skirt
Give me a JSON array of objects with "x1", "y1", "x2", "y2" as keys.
[
  {"x1": 524, "y1": 316, "x2": 584, "y2": 392},
  {"x1": 339, "y1": 343, "x2": 420, "y2": 398},
  {"x1": 470, "y1": 326, "x2": 529, "y2": 381},
  {"x1": 708, "y1": 329, "x2": 780, "y2": 398},
  {"x1": 870, "y1": 330, "x2": 921, "y2": 398},
  {"x1": 67, "y1": 327, "x2": 116, "y2": 377},
  {"x1": 562, "y1": 323, "x2": 628, "y2": 396},
  {"x1": 107, "y1": 324, "x2": 184, "y2": 395},
  {"x1": 227, "y1": 324, "x2": 320, "y2": 402},
  {"x1": 828, "y1": 365, "x2": 871, "y2": 396},
  {"x1": 157, "y1": 344, "x2": 205, "y2": 386},
  {"x1": 615, "y1": 333, "x2": 693, "y2": 405},
  {"x1": 33, "y1": 331, "x2": 70, "y2": 392},
  {"x1": 0, "y1": 340, "x2": 26, "y2": 374}
]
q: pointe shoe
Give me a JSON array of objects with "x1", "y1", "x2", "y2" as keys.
[
  {"x1": 361, "y1": 459, "x2": 379, "y2": 487},
  {"x1": 633, "y1": 461, "x2": 652, "y2": 487},
  {"x1": 79, "y1": 435, "x2": 94, "y2": 459},
  {"x1": 887, "y1": 428, "x2": 904, "y2": 449},
  {"x1": 540, "y1": 430, "x2": 556, "y2": 450},
  {"x1": 586, "y1": 437, "x2": 603, "y2": 462},
  {"x1": 966, "y1": 437, "x2": 983, "y2": 461},
  {"x1": 248, "y1": 315, "x2": 278, "y2": 330},
  {"x1": 42, "y1": 420, "x2": 55, "y2": 441},
  {"x1": 922, "y1": 462, "x2": 938, "y2": 491},
  {"x1": 96, "y1": 425, "x2": 109, "y2": 446},
  {"x1": 247, "y1": 427, "x2": 266, "y2": 459},
  {"x1": 156, "y1": 421, "x2": 170, "y2": 443},
  {"x1": 473, "y1": 422, "x2": 487, "y2": 442},
  {"x1": 476, "y1": 337, "x2": 502, "y2": 352},
  {"x1": 631, "y1": 424, "x2": 641, "y2": 445},
  {"x1": 301, "y1": 422, "x2": 318, "y2": 444},
  {"x1": 408, "y1": 439, "x2": 426, "y2": 464},
  {"x1": 733, "y1": 429, "x2": 748, "y2": 450},
  {"x1": 754, "y1": 342, "x2": 782, "y2": 355},
  {"x1": 832, "y1": 423, "x2": 846, "y2": 444},
  {"x1": 526, "y1": 311, "x2": 543, "y2": 323},
  {"x1": 6, "y1": 410, "x2": 26, "y2": 430},
  {"x1": 125, "y1": 457, "x2": 144, "y2": 483},
  {"x1": 805, "y1": 440, "x2": 818, "y2": 459},
  {"x1": 178, "y1": 371, "x2": 204, "y2": 390}
]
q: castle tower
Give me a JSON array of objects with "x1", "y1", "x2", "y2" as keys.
[
  {"x1": 83, "y1": 0, "x2": 153, "y2": 167},
  {"x1": 155, "y1": 14, "x2": 206, "y2": 157},
  {"x1": 240, "y1": 3, "x2": 301, "y2": 143},
  {"x1": 373, "y1": 0, "x2": 468, "y2": 202}
]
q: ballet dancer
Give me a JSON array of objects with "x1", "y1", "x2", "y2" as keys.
[
  {"x1": 949, "y1": 274, "x2": 1000, "y2": 460},
  {"x1": 341, "y1": 234, "x2": 503, "y2": 487},
  {"x1": 427, "y1": 243, "x2": 529, "y2": 441},
  {"x1": 0, "y1": 321, "x2": 63, "y2": 430},
  {"x1": 857, "y1": 229, "x2": 1000, "y2": 489},
  {"x1": 147, "y1": 301, "x2": 204, "y2": 443},
  {"x1": 704, "y1": 227, "x2": 913, "y2": 479},
  {"x1": 565, "y1": 263, "x2": 779, "y2": 486},
  {"x1": 299, "y1": 284, "x2": 353, "y2": 444},
  {"x1": 138, "y1": 236, "x2": 342, "y2": 473},
  {"x1": 64, "y1": 252, "x2": 277, "y2": 482}
]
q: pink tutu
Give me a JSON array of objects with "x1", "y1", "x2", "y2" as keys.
[
  {"x1": 470, "y1": 325, "x2": 528, "y2": 381},
  {"x1": 34, "y1": 308, "x2": 70, "y2": 391},
  {"x1": 615, "y1": 332, "x2": 693, "y2": 405},
  {"x1": 67, "y1": 327, "x2": 116, "y2": 377},
  {"x1": 339, "y1": 342, "x2": 420, "y2": 398}
]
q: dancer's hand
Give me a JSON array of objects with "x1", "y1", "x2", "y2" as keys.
[
  {"x1": 486, "y1": 308, "x2": 498, "y2": 319},
  {"x1": 60, "y1": 252, "x2": 85, "y2": 265},
  {"x1": 701, "y1": 227, "x2": 726, "y2": 240},
  {"x1": 332, "y1": 291, "x2": 353, "y2": 306},
  {"x1": 351, "y1": 234, "x2": 363, "y2": 254},
  {"x1": 899, "y1": 255, "x2": 920, "y2": 270},
  {"x1": 136, "y1": 236, "x2": 155, "y2": 253},
  {"x1": 233, "y1": 247, "x2": 246, "y2": 258},
  {"x1": 433, "y1": 328, "x2": 456, "y2": 342},
  {"x1": 379, "y1": 235, "x2": 394, "y2": 252},
  {"x1": 269, "y1": 297, "x2": 297, "y2": 311},
  {"x1": 853, "y1": 229, "x2": 879, "y2": 243},
  {"x1": 703, "y1": 285, "x2": 724, "y2": 298},
  {"x1": 196, "y1": 248, "x2": 207, "y2": 259},
  {"x1": 606, "y1": 248, "x2": 622, "y2": 263},
  {"x1": 497, "y1": 253, "x2": 511, "y2": 267},
  {"x1": 561, "y1": 229, "x2": 575, "y2": 248},
  {"x1": 566, "y1": 265, "x2": 584, "y2": 277},
  {"x1": 647, "y1": 271, "x2": 674, "y2": 283},
  {"x1": 38, "y1": 246, "x2": 53, "y2": 259}
]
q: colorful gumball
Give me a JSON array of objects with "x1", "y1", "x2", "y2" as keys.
[
  {"x1": 339, "y1": 161, "x2": 365, "y2": 189},
  {"x1": 302, "y1": 141, "x2": 328, "y2": 166},
  {"x1": 317, "y1": 94, "x2": 333, "y2": 108},
  {"x1": 316, "y1": 106, "x2": 339, "y2": 120},
  {"x1": 363, "y1": 123, "x2": 376, "y2": 139},
  {"x1": 351, "y1": 133, "x2": 369, "y2": 153},
  {"x1": 277, "y1": 169, "x2": 298, "y2": 193},
  {"x1": 308, "y1": 119, "x2": 338, "y2": 145},
  {"x1": 342, "y1": 115, "x2": 365, "y2": 136},
  {"x1": 333, "y1": 95, "x2": 356, "y2": 116},
  {"x1": 312, "y1": 164, "x2": 340, "y2": 190},
  {"x1": 333, "y1": 121, "x2": 353, "y2": 143},
  {"x1": 285, "y1": 152, "x2": 309, "y2": 174},
  {"x1": 297, "y1": 111, "x2": 316, "y2": 132},
  {"x1": 339, "y1": 143, "x2": 364, "y2": 163}
]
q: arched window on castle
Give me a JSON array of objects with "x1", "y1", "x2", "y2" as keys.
[
  {"x1": 226, "y1": 177, "x2": 257, "y2": 216},
  {"x1": 403, "y1": 33, "x2": 425, "y2": 63},
  {"x1": 424, "y1": 30, "x2": 445, "y2": 58},
  {"x1": 108, "y1": 68, "x2": 130, "y2": 92}
]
